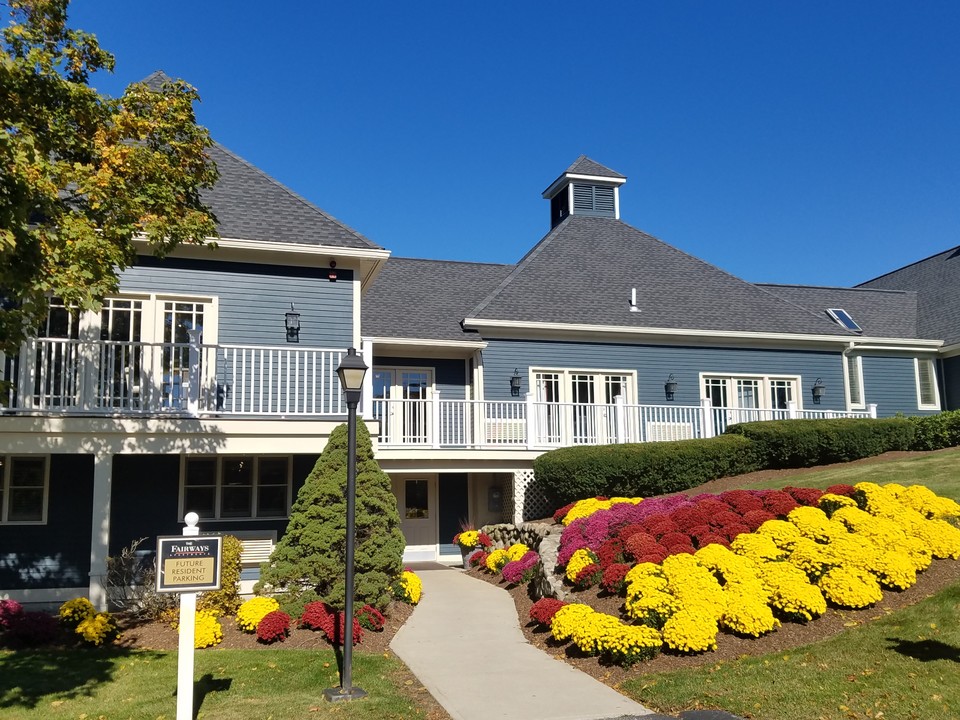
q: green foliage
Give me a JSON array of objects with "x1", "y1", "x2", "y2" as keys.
[
  {"x1": 256, "y1": 422, "x2": 404, "y2": 611},
  {"x1": 725, "y1": 418, "x2": 915, "y2": 469},
  {"x1": 532, "y1": 434, "x2": 758, "y2": 507},
  {"x1": 907, "y1": 409, "x2": 960, "y2": 451},
  {"x1": 0, "y1": 0, "x2": 218, "y2": 353},
  {"x1": 197, "y1": 534, "x2": 243, "y2": 616}
]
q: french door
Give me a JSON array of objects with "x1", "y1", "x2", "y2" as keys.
[{"x1": 373, "y1": 368, "x2": 434, "y2": 444}]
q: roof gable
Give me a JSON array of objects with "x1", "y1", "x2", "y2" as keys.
[
  {"x1": 564, "y1": 156, "x2": 625, "y2": 179},
  {"x1": 467, "y1": 216, "x2": 853, "y2": 336}
]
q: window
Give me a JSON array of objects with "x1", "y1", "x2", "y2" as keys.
[
  {"x1": 531, "y1": 368, "x2": 636, "y2": 445},
  {"x1": 915, "y1": 358, "x2": 940, "y2": 410},
  {"x1": 846, "y1": 355, "x2": 864, "y2": 409},
  {"x1": 1, "y1": 457, "x2": 48, "y2": 524},
  {"x1": 826, "y1": 308, "x2": 863, "y2": 333},
  {"x1": 702, "y1": 374, "x2": 799, "y2": 410},
  {"x1": 182, "y1": 456, "x2": 291, "y2": 520}
]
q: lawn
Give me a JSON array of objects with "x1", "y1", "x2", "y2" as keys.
[
  {"x1": 620, "y1": 447, "x2": 960, "y2": 720},
  {"x1": 0, "y1": 648, "x2": 437, "y2": 720}
]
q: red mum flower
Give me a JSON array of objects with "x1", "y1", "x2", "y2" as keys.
[
  {"x1": 597, "y1": 537, "x2": 625, "y2": 569},
  {"x1": 553, "y1": 502, "x2": 577, "y2": 524},
  {"x1": 644, "y1": 518, "x2": 680, "y2": 540},
  {"x1": 624, "y1": 533, "x2": 661, "y2": 561},
  {"x1": 530, "y1": 598, "x2": 567, "y2": 626},
  {"x1": 721, "y1": 522, "x2": 752, "y2": 542},
  {"x1": 600, "y1": 563, "x2": 632, "y2": 594},
  {"x1": 573, "y1": 563, "x2": 603, "y2": 590},
  {"x1": 696, "y1": 498, "x2": 734, "y2": 516},
  {"x1": 825, "y1": 484, "x2": 856, "y2": 497},
  {"x1": 785, "y1": 486, "x2": 824, "y2": 506},
  {"x1": 761, "y1": 490, "x2": 799, "y2": 517},
  {"x1": 719, "y1": 490, "x2": 765, "y2": 514},
  {"x1": 694, "y1": 532, "x2": 729, "y2": 549},
  {"x1": 660, "y1": 531, "x2": 695, "y2": 549},
  {"x1": 741, "y1": 509, "x2": 776, "y2": 531},
  {"x1": 708, "y1": 510, "x2": 743, "y2": 529},
  {"x1": 617, "y1": 523, "x2": 647, "y2": 542},
  {"x1": 637, "y1": 548, "x2": 669, "y2": 565},
  {"x1": 256, "y1": 610, "x2": 291, "y2": 644}
]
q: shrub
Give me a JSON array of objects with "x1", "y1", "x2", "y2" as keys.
[
  {"x1": 298, "y1": 601, "x2": 363, "y2": 646},
  {"x1": 907, "y1": 409, "x2": 960, "y2": 450},
  {"x1": 198, "y1": 534, "x2": 243, "y2": 616},
  {"x1": 76, "y1": 611, "x2": 120, "y2": 646},
  {"x1": 299, "y1": 601, "x2": 334, "y2": 631},
  {"x1": 236, "y1": 597, "x2": 280, "y2": 633},
  {"x1": 5, "y1": 611, "x2": 60, "y2": 647},
  {"x1": 256, "y1": 610, "x2": 291, "y2": 644},
  {"x1": 0, "y1": 599, "x2": 24, "y2": 630},
  {"x1": 105, "y1": 537, "x2": 178, "y2": 619},
  {"x1": 391, "y1": 570, "x2": 422, "y2": 605},
  {"x1": 532, "y1": 434, "x2": 757, "y2": 507},
  {"x1": 501, "y1": 551, "x2": 540, "y2": 585},
  {"x1": 725, "y1": 418, "x2": 914, "y2": 469},
  {"x1": 192, "y1": 610, "x2": 223, "y2": 649},
  {"x1": 600, "y1": 563, "x2": 631, "y2": 594},
  {"x1": 257, "y1": 422, "x2": 404, "y2": 612}
]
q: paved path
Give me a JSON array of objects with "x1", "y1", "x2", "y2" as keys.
[{"x1": 390, "y1": 566, "x2": 655, "y2": 720}]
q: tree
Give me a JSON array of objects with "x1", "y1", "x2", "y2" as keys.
[
  {"x1": 257, "y1": 421, "x2": 405, "y2": 614},
  {"x1": 0, "y1": 0, "x2": 218, "y2": 353}
]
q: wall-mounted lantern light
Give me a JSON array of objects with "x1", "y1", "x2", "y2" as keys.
[
  {"x1": 510, "y1": 369, "x2": 522, "y2": 397},
  {"x1": 328, "y1": 260, "x2": 338, "y2": 282},
  {"x1": 285, "y1": 304, "x2": 301, "y2": 343},
  {"x1": 811, "y1": 377, "x2": 826, "y2": 405},
  {"x1": 664, "y1": 374, "x2": 678, "y2": 401}
]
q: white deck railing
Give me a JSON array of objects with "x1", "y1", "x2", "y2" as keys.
[
  {"x1": 373, "y1": 392, "x2": 878, "y2": 450},
  {"x1": 4, "y1": 336, "x2": 349, "y2": 417}
]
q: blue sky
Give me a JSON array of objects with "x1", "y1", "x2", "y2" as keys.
[{"x1": 68, "y1": 1, "x2": 960, "y2": 286}]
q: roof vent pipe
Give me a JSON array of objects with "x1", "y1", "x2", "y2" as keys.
[{"x1": 629, "y1": 287, "x2": 640, "y2": 313}]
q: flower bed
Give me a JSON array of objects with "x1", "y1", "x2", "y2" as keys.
[{"x1": 540, "y1": 482, "x2": 960, "y2": 665}]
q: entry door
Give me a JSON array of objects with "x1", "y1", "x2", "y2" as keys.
[
  {"x1": 373, "y1": 368, "x2": 433, "y2": 444},
  {"x1": 393, "y1": 476, "x2": 438, "y2": 562}
]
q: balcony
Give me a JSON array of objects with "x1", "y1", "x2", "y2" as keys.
[
  {"x1": 3, "y1": 337, "x2": 352, "y2": 417},
  {"x1": 373, "y1": 392, "x2": 878, "y2": 450}
]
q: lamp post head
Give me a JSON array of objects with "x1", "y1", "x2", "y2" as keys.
[{"x1": 337, "y1": 348, "x2": 368, "y2": 405}]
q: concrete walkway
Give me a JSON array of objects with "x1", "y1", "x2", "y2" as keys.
[{"x1": 390, "y1": 566, "x2": 655, "y2": 720}]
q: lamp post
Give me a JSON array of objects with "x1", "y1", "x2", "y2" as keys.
[{"x1": 324, "y1": 347, "x2": 368, "y2": 702}]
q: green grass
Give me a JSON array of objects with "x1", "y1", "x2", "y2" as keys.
[
  {"x1": 625, "y1": 580, "x2": 960, "y2": 720},
  {"x1": 620, "y1": 447, "x2": 960, "y2": 720},
  {"x1": 738, "y1": 446, "x2": 960, "y2": 503},
  {"x1": 0, "y1": 648, "x2": 434, "y2": 720}
]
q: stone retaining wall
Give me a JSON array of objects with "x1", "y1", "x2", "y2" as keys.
[{"x1": 480, "y1": 521, "x2": 566, "y2": 600}]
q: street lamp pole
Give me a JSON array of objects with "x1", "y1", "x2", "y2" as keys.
[{"x1": 325, "y1": 347, "x2": 368, "y2": 702}]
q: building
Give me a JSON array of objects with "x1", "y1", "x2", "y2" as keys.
[{"x1": 0, "y1": 91, "x2": 948, "y2": 606}]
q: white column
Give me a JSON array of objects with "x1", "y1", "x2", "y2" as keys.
[
  {"x1": 186, "y1": 329, "x2": 201, "y2": 416},
  {"x1": 78, "y1": 309, "x2": 100, "y2": 410},
  {"x1": 88, "y1": 451, "x2": 114, "y2": 611},
  {"x1": 431, "y1": 389, "x2": 442, "y2": 449},
  {"x1": 360, "y1": 339, "x2": 374, "y2": 419},
  {"x1": 786, "y1": 400, "x2": 798, "y2": 420},
  {"x1": 613, "y1": 395, "x2": 627, "y2": 444},
  {"x1": 700, "y1": 397, "x2": 715, "y2": 439},
  {"x1": 868, "y1": 403, "x2": 878, "y2": 419},
  {"x1": 525, "y1": 392, "x2": 537, "y2": 450}
]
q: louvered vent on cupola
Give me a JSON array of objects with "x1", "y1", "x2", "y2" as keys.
[{"x1": 542, "y1": 156, "x2": 627, "y2": 229}]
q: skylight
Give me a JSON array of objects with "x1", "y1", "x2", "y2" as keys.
[{"x1": 827, "y1": 308, "x2": 862, "y2": 333}]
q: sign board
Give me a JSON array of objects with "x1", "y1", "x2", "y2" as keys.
[{"x1": 156, "y1": 535, "x2": 223, "y2": 594}]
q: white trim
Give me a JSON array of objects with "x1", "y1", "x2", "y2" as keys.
[
  {"x1": 699, "y1": 372, "x2": 803, "y2": 410},
  {"x1": 844, "y1": 355, "x2": 865, "y2": 410},
  {"x1": 133, "y1": 234, "x2": 391, "y2": 261},
  {"x1": 352, "y1": 274, "x2": 362, "y2": 348},
  {"x1": 939, "y1": 342, "x2": 960, "y2": 358},
  {"x1": 366, "y1": 336, "x2": 487, "y2": 350},
  {"x1": 1, "y1": 586, "x2": 88, "y2": 607},
  {"x1": 529, "y1": 366, "x2": 638, "y2": 405},
  {"x1": 542, "y1": 172, "x2": 626, "y2": 199},
  {"x1": 178, "y1": 455, "x2": 294, "y2": 521},
  {"x1": 915, "y1": 358, "x2": 941, "y2": 410},
  {"x1": 1, "y1": 455, "x2": 50, "y2": 525},
  {"x1": 463, "y1": 317, "x2": 943, "y2": 349}
]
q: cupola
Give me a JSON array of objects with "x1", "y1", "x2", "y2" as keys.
[{"x1": 542, "y1": 156, "x2": 626, "y2": 228}]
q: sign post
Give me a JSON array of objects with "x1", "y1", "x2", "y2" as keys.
[{"x1": 157, "y1": 513, "x2": 223, "y2": 720}]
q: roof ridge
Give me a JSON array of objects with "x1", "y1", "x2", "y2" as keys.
[
  {"x1": 857, "y1": 244, "x2": 960, "y2": 286},
  {"x1": 211, "y1": 141, "x2": 381, "y2": 249},
  {"x1": 757, "y1": 282, "x2": 916, "y2": 295},
  {"x1": 388, "y1": 257, "x2": 513, "y2": 268},
  {"x1": 465, "y1": 218, "x2": 570, "y2": 318}
]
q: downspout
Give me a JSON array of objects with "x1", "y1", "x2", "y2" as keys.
[{"x1": 841, "y1": 341, "x2": 859, "y2": 413}]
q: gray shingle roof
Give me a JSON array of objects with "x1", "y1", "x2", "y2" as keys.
[
  {"x1": 564, "y1": 156, "x2": 626, "y2": 179},
  {"x1": 858, "y1": 246, "x2": 960, "y2": 345},
  {"x1": 202, "y1": 143, "x2": 380, "y2": 249},
  {"x1": 757, "y1": 284, "x2": 921, "y2": 339},
  {"x1": 137, "y1": 72, "x2": 380, "y2": 250},
  {"x1": 362, "y1": 258, "x2": 514, "y2": 341},
  {"x1": 467, "y1": 216, "x2": 854, "y2": 336}
]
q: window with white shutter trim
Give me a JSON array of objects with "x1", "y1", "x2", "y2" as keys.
[
  {"x1": 846, "y1": 355, "x2": 864, "y2": 409},
  {"x1": 915, "y1": 358, "x2": 939, "y2": 409}
]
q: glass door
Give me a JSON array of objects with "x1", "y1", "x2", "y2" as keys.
[{"x1": 373, "y1": 368, "x2": 433, "y2": 445}]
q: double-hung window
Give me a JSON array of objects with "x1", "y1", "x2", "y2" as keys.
[
  {"x1": 182, "y1": 456, "x2": 291, "y2": 520},
  {"x1": 0, "y1": 457, "x2": 48, "y2": 524},
  {"x1": 531, "y1": 368, "x2": 636, "y2": 445}
]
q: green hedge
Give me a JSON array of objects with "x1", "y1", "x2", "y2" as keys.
[
  {"x1": 724, "y1": 418, "x2": 915, "y2": 469},
  {"x1": 907, "y1": 409, "x2": 960, "y2": 450},
  {"x1": 531, "y1": 434, "x2": 758, "y2": 508}
]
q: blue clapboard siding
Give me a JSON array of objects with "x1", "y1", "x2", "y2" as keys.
[
  {"x1": 120, "y1": 256, "x2": 355, "y2": 348},
  {"x1": 943, "y1": 356, "x2": 960, "y2": 411},
  {"x1": 109, "y1": 454, "x2": 317, "y2": 557},
  {"x1": 861, "y1": 356, "x2": 938, "y2": 417},
  {"x1": 481, "y1": 339, "x2": 847, "y2": 410},
  {"x1": 0, "y1": 455, "x2": 94, "y2": 590}
]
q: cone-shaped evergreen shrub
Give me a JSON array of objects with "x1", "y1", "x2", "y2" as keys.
[{"x1": 256, "y1": 421, "x2": 404, "y2": 611}]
